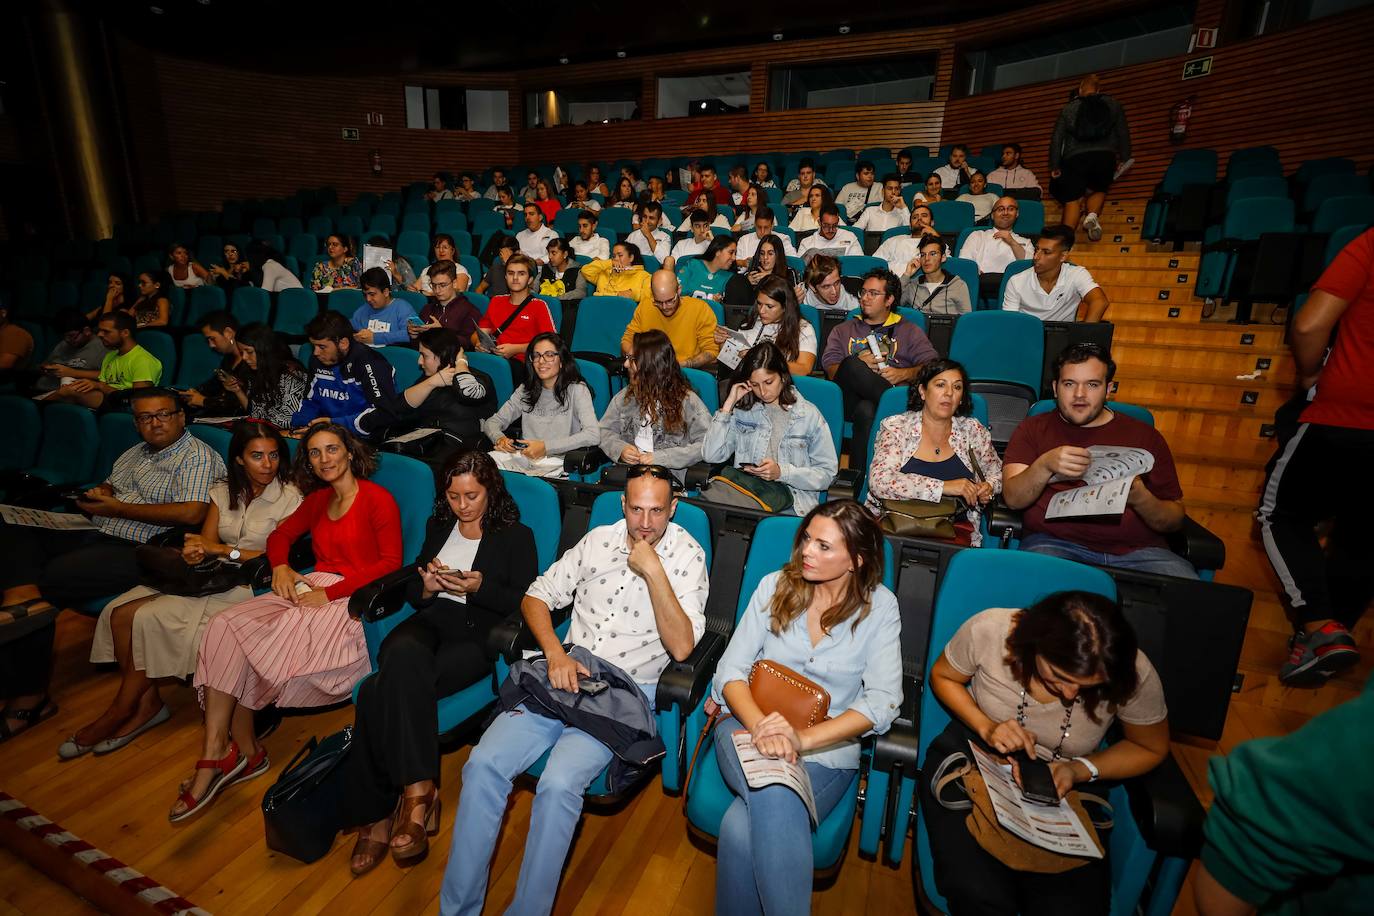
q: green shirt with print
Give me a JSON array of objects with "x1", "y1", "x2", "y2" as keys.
[{"x1": 98, "y1": 344, "x2": 163, "y2": 390}]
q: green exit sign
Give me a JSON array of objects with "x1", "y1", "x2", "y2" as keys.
[
  {"x1": 1183, "y1": 57, "x2": 1213, "y2": 80},
  {"x1": 341, "y1": 128, "x2": 361, "y2": 141}
]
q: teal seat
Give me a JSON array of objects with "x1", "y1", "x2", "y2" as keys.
[
  {"x1": 397, "y1": 230, "x2": 429, "y2": 255},
  {"x1": 329, "y1": 289, "x2": 365, "y2": 314},
  {"x1": 458, "y1": 255, "x2": 483, "y2": 286},
  {"x1": 1196, "y1": 197, "x2": 1295, "y2": 299},
  {"x1": 570, "y1": 295, "x2": 637, "y2": 365},
  {"x1": 174, "y1": 334, "x2": 221, "y2": 389},
  {"x1": 682, "y1": 367, "x2": 719, "y2": 413},
  {"x1": 274, "y1": 287, "x2": 318, "y2": 336},
  {"x1": 858, "y1": 388, "x2": 989, "y2": 505},
  {"x1": 462, "y1": 290, "x2": 489, "y2": 314},
  {"x1": 186, "y1": 286, "x2": 227, "y2": 326},
  {"x1": 288, "y1": 233, "x2": 317, "y2": 262},
  {"x1": 92, "y1": 413, "x2": 141, "y2": 484},
  {"x1": 27, "y1": 404, "x2": 98, "y2": 485},
  {"x1": 838, "y1": 255, "x2": 885, "y2": 277},
  {"x1": 189, "y1": 423, "x2": 233, "y2": 461},
  {"x1": 574, "y1": 358, "x2": 612, "y2": 414},
  {"x1": 1325, "y1": 224, "x2": 1368, "y2": 266},
  {"x1": 367, "y1": 214, "x2": 397, "y2": 239},
  {"x1": 792, "y1": 375, "x2": 843, "y2": 456},
  {"x1": 231, "y1": 287, "x2": 271, "y2": 325},
  {"x1": 1312, "y1": 195, "x2": 1374, "y2": 234},
  {"x1": 137, "y1": 330, "x2": 177, "y2": 384},
  {"x1": 1014, "y1": 200, "x2": 1046, "y2": 236},
  {"x1": 378, "y1": 346, "x2": 422, "y2": 390},
  {"x1": 949, "y1": 311, "x2": 1043, "y2": 446},
  {"x1": 466, "y1": 351, "x2": 514, "y2": 407},
  {"x1": 929, "y1": 201, "x2": 976, "y2": 235},
  {"x1": 0, "y1": 396, "x2": 41, "y2": 472},
  {"x1": 1027, "y1": 399, "x2": 1154, "y2": 425},
  {"x1": 994, "y1": 259, "x2": 1034, "y2": 309}
]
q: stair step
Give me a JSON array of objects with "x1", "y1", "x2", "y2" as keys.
[
  {"x1": 1077, "y1": 267, "x2": 1202, "y2": 287},
  {"x1": 1108, "y1": 302, "x2": 1205, "y2": 322},
  {"x1": 1175, "y1": 460, "x2": 1267, "y2": 498},
  {"x1": 1073, "y1": 253, "x2": 1200, "y2": 269},
  {"x1": 1115, "y1": 371, "x2": 1292, "y2": 412},
  {"x1": 1100, "y1": 284, "x2": 1207, "y2": 305},
  {"x1": 1112, "y1": 319, "x2": 1285, "y2": 348},
  {"x1": 1114, "y1": 342, "x2": 1293, "y2": 381}
]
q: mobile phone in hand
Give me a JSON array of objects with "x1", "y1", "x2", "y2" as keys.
[
  {"x1": 512, "y1": 440, "x2": 528, "y2": 450},
  {"x1": 739, "y1": 462, "x2": 758, "y2": 469},
  {"x1": 62, "y1": 489, "x2": 88, "y2": 501},
  {"x1": 1010, "y1": 750, "x2": 1059, "y2": 806}
]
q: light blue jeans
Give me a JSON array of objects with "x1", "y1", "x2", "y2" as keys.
[
  {"x1": 713, "y1": 717, "x2": 855, "y2": 916},
  {"x1": 439, "y1": 703, "x2": 614, "y2": 916},
  {"x1": 1020, "y1": 532, "x2": 1199, "y2": 580}
]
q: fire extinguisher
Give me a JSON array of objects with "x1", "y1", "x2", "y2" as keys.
[
  {"x1": 370, "y1": 149, "x2": 383, "y2": 176},
  {"x1": 1169, "y1": 97, "x2": 1195, "y2": 145}
]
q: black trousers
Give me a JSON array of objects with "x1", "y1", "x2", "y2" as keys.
[
  {"x1": 0, "y1": 523, "x2": 142, "y2": 610},
  {"x1": 833, "y1": 354, "x2": 892, "y2": 471},
  {"x1": 918, "y1": 721, "x2": 1111, "y2": 916},
  {"x1": 1257, "y1": 422, "x2": 1374, "y2": 629},
  {"x1": 339, "y1": 600, "x2": 499, "y2": 828}
]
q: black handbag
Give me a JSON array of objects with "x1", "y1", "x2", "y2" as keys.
[
  {"x1": 133, "y1": 545, "x2": 262, "y2": 598},
  {"x1": 261, "y1": 726, "x2": 353, "y2": 864}
]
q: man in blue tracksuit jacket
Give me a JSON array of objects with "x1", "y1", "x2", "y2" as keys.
[{"x1": 290, "y1": 310, "x2": 397, "y2": 438}]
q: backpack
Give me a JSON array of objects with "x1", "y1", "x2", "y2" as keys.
[{"x1": 1071, "y1": 94, "x2": 1115, "y2": 143}]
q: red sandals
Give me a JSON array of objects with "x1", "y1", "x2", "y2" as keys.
[{"x1": 168, "y1": 741, "x2": 269, "y2": 823}]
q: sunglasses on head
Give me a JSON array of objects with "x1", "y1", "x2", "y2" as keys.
[{"x1": 625, "y1": 464, "x2": 681, "y2": 489}]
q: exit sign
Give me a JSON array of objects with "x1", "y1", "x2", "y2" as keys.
[
  {"x1": 341, "y1": 127, "x2": 361, "y2": 141},
  {"x1": 1183, "y1": 57, "x2": 1213, "y2": 80}
]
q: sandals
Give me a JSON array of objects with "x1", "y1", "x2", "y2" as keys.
[
  {"x1": 390, "y1": 788, "x2": 441, "y2": 865},
  {"x1": 0, "y1": 696, "x2": 58, "y2": 744},
  {"x1": 350, "y1": 822, "x2": 392, "y2": 878},
  {"x1": 169, "y1": 741, "x2": 255, "y2": 823}
]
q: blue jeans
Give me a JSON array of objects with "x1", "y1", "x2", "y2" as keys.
[
  {"x1": 1020, "y1": 532, "x2": 1198, "y2": 580},
  {"x1": 439, "y1": 703, "x2": 614, "y2": 916},
  {"x1": 713, "y1": 717, "x2": 855, "y2": 916}
]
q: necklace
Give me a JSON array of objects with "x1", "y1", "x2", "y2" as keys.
[{"x1": 1016, "y1": 688, "x2": 1079, "y2": 760}]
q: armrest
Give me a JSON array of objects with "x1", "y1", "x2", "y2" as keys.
[
  {"x1": 487, "y1": 606, "x2": 571, "y2": 662},
  {"x1": 563, "y1": 446, "x2": 610, "y2": 475},
  {"x1": 828, "y1": 467, "x2": 861, "y2": 502},
  {"x1": 245, "y1": 536, "x2": 315, "y2": 592},
  {"x1": 682, "y1": 461, "x2": 716, "y2": 492},
  {"x1": 347, "y1": 566, "x2": 417, "y2": 622},
  {"x1": 655, "y1": 631, "x2": 727, "y2": 715},
  {"x1": 986, "y1": 500, "x2": 1023, "y2": 547},
  {"x1": 572, "y1": 351, "x2": 627, "y2": 377},
  {"x1": 1165, "y1": 514, "x2": 1225, "y2": 572},
  {"x1": 1122, "y1": 751, "x2": 1206, "y2": 858}
]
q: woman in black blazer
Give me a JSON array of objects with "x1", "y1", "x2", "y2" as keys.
[{"x1": 342, "y1": 450, "x2": 538, "y2": 876}]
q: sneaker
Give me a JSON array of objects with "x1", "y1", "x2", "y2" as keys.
[
  {"x1": 1278, "y1": 622, "x2": 1360, "y2": 687},
  {"x1": 1082, "y1": 212, "x2": 1102, "y2": 242}
]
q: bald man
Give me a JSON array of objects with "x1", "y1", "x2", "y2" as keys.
[
  {"x1": 620, "y1": 270, "x2": 720, "y2": 368},
  {"x1": 957, "y1": 195, "x2": 1033, "y2": 303}
]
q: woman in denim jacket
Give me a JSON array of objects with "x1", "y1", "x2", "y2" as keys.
[{"x1": 702, "y1": 342, "x2": 838, "y2": 515}]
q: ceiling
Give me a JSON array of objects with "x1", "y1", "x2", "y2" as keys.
[{"x1": 95, "y1": 0, "x2": 1015, "y2": 73}]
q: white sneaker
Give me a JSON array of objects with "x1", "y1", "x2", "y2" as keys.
[{"x1": 1082, "y1": 212, "x2": 1102, "y2": 241}]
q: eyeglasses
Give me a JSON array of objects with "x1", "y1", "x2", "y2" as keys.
[
  {"x1": 530, "y1": 351, "x2": 560, "y2": 362},
  {"x1": 859, "y1": 288, "x2": 888, "y2": 299},
  {"x1": 133, "y1": 409, "x2": 181, "y2": 425},
  {"x1": 652, "y1": 297, "x2": 679, "y2": 308}
]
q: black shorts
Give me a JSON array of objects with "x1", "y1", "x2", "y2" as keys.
[{"x1": 1050, "y1": 150, "x2": 1117, "y2": 203}]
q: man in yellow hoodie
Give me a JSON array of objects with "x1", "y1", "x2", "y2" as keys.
[{"x1": 620, "y1": 271, "x2": 719, "y2": 369}]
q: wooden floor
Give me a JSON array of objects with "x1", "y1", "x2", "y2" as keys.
[{"x1": 2, "y1": 199, "x2": 1369, "y2": 915}]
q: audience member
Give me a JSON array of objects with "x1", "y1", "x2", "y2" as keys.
[
  {"x1": 628, "y1": 201, "x2": 671, "y2": 262},
  {"x1": 439, "y1": 466, "x2": 707, "y2": 914},
  {"x1": 570, "y1": 211, "x2": 609, "y2": 261},
  {"x1": 788, "y1": 185, "x2": 837, "y2": 233},
  {"x1": 539, "y1": 239, "x2": 589, "y2": 300},
  {"x1": 622, "y1": 272, "x2": 719, "y2": 368},
  {"x1": 1003, "y1": 225, "x2": 1109, "y2": 321},
  {"x1": 227, "y1": 323, "x2": 309, "y2": 428},
  {"x1": 678, "y1": 192, "x2": 732, "y2": 231},
  {"x1": 711, "y1": 500, "x2": 900, "y2": 914},
  {"x1": 34, "y1": 309, "x2": 105, "y2": 392},
  {"x1": 751, "y1": 161, "x2": 777, "y2": 189},
  {"x1": 426, "y1": 172, "x2": 454, "y2": 202},
  {"x1": 822, "y1": 268, "x2": 937, "y2": 470},
  {"x1": 719, "y1": 275, "x2": 815, "y2": 376},
  {"x1": 875, "y1": 204, "x2": 943, "y2": 276},
  {"x1": 130, "y1": 270, "x2": 173, "y2": 328},
  {"x1": 411, "y1": 235, "x2": 472, "y2": 295},
  {"x1": 726, "y1": 165, "x2": 751, "y2": 206},
  {"x1": 312, "y1": 234, "x2": 363, "y2": 291},
  {"x1": 1002, "y1": 344, "x2": 1192, "y2": 577},
  {"x1": 583, "y1": 164, "x2": 610, "y2": 197},
  {"x1": 915, "y1": 173, "x2": 943, "y2": 206},
  {"x1": 0, "y1": 389, "x2": 222, "y2": 741},
  {"x1": 732, "y1": 184, "x2": 767, "y2": 233},
  {"x1": 351, "y1": 267, "x2": 418, "y2": 346},
  {"x1": 171, "y1": 423, "x2": 402, "y2": 821},
  {"x1": 182, "y1": 311, "x2": 249, "y2": 415},
  {"x1": 482, "y1": 168, "x2": 510, "y2": 201},
  {"x1": 0, "y1": 301, "x2": 33, "y2": 371},
  {"x1": 782, "y1": 158, "x2": 826, "y2": 207},
  {"x1": 900, "y1": 235, "x2": 973, "y2": 315},
  {"x1": 852, "y1": 175, "x2": 911, "y2": 234},
  {"x1": 958, "y1": 197, "x2": 1032, "y2": 302},
  {"x1": 603, "y1": 330, "x2": 711, "y2": 474},
  {"x1": 621, "y1": 165, "x2": 646, "y2": 193},
  {"x1": 987, "y1": 142, "x2": 1041, "y2": 197},
  {"x1": 516, "y1": 204, "x2": 559, "y2": 265},
  {"x1": 520, "y1": 170, "x2": 542, "y2": 205},
  {"x1": 207, "y1": 241, "x2": 251, "y2": 292},
  {"x1": 341, "y1": 450, "x2": 538, "y2": 875},
  {"x1": 1049, "y1": 74, "x2": 1131, "y2": 240},
  {"x1": 696, "y1": 163, "x2": 733, "y2": 206},
  {"x1": 956, "y1": 171, "x2": 999, "y2": 223},
  {"x1": 292, "y1": 310, "x2": 398, "y2": 437},
  {"x1": 865, "y1": 359, "x2": 1000, "y2": 543},
  {"x1": 412, "y1": 260, "x2": 482, "y2": 342},
  {"x1": 835, "y1": 160, "x2": 881, "y2": 220},
  {"x1": 87, "y1": 272, "x2": 129, "y2": 321},
  {"x1": 797, "y1": 205, "x2": 862, "y2": 260},
  {"x1": 47, "y1": 312, "x2": 162, "y2": 409},
  {"x1": 1257, "y1": 228, "x2": 1374, "y2": 684},
  {"x1": 677, "y1": 236, "x2": 737, "y2": 302},
  {"x1": 802, "y1": 255, "x2": 859, "y2": 314},
  {"x1": 455, "y1": 173, "x2": 480, "y2": 202},
  {"x1": 893, "y1": 150, "x2": 921, "y2": 187},
  {"x1": 485, "y1": 333, "x2": 599, "y2": 477},
  {"x1": 734, "y1": 206, "x2": 796, "y2": 266},
  {"x1": 923, "y1": 591, "x2": 1168, "y2": 914},
  {"x1": 933, "y1": 144, "x2": 974, "y2": 192},
  {"x1": 670, "y1": 210, "x2": 715, "y2": 264},
  {"x1": 167, "y1": 242, "x2": 209, "y2": 289},
  {"x1": 566, "y1": 181, "x2": 602, "y2": 212},
  {"x1": 703, "y1": 342, "x2": 837, "y2": 514},
  {"x1": 475, "y1": 233, "x2": 518, "y2": 297},
  {"x1": 608, "y1": 176, "x2": 638, "y2": 210},
  {"x1": 246, "y1": 241, "x2": 302, "y2": 293},
  {"x1": 532, "y1": 178, "x2": 562, "y2": 223},
  {"x1": 61, "y1": 421, "x2": 301, "y2": 759},
  {"x1": 492, "y1": 187, "x2": 521, "y2": 232},
  {"x1": 582, "y1": 242, "x2": 652, "y2": 303},
  {"x1": 477, "y1": 254, "x2": 557, "y2": 363},
  {"x1": 723, "y1": 236, "x2": 803, "y2": 311}
]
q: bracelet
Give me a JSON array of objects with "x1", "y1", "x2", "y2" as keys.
[{"x1": 1073, "y1": 756, "x2": 1099, "y2": 782}]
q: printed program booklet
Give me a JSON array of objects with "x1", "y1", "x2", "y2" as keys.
[{"x1": 731, "y1": 730, "x2": 817, "y2": 825}]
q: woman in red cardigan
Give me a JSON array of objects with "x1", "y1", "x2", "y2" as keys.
[{"x1": 169, "y1": 423, "x2": 403, "y2": 822}]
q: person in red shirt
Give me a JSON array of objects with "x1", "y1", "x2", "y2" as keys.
[
  {"x1": 170, "y1": 423, "x2": 403, "y2": 822},
  {"x1": 693, "y1": 163, "x2": 734, "y2": 207},
  {"x1": 475, "y1": 253, "x2": 556, "y2": 363},
  {"x1": 1002, "y1": 343, "x2": 1194, "y2": 579},
  {"x1": 1257, "y1": 228, "x2": 1374, "y2": 685}
]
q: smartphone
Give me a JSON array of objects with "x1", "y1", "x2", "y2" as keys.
[
  {"x1": 406, "y1": 314, "x2": 427, "y2": 326},
  {"x1": 1010, "y1": 750, "x2": 1059, "y2": 806},
  {"x1": 577, "y1": 677, "x2": 609, "y2": 696},
  {"x1": 512, "y1": 439, "x2": 528, "y2": 450},
  {"x1": 62, "y1": 489, "x2": 88, "y2": 501},
  {"x1": 214, "y1": 369, "x2": 231, "y2": 383},
  {"x1": 739, "y1": 462, "x2": 758, "y2": 469}
]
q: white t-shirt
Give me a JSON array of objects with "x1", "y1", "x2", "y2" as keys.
[
  {"x1": 1002, "y1": 263, "x2": 1099, "y2": 321},
  {"x1": 957, "y1": 192, "x2": 1000, "y2": 222},
  {"x1": 789, "y1": 209, "x2": 822, "y2": 232},
  {"x1": 627, "y1": 229, "x2": 671, "y2": 262},
  {"x1": 570, "y1": 235, "x2": 610, "y2": 261},
  {"x1": 797, "y1": 232, "x2": 862, "y2": 260},
  {"x1": 634, "y1": 414, "x2": 655, "y2": 452},
  {"x1": 417, "y1": 261, "x2": 471, "y2": 294},
  {"x1": 875, "y1": 235, "x2": 923, "y2": 276},
  {"x1": 835, "y1": 181, "x2": 881, "y2": 219},
  {"x1": 260, "y1": 259, "x2": 303, "y2": 292},
  {"x1": 736, "y1": 232, "x2": 797, "y2": 263},
  {"x1": 739, "y1": 318, "x2": 818, "y2": 356},
  {"x1": 958, "y1": 228, "x2": 1032, "y2": 274},
  {"x1": 853, "y1": 205, "x2": 911, "y2": 233},
  {"x1": 434, "y1": 527, "x2": 482, "y2": 604},
  {"x1": 671, "y1": 237, "x2": 711, "y2": 262},
  {"x1": 516, "y1": 225, "x2": 560, "y2": 262}
]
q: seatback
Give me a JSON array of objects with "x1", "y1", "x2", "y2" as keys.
[
  {"x1": 792, "y1": 375, "x2": 843, "y2": 456},
  {"x1": 499, "y1": 470, "x2": 561, "y2": 573},
  {"x1": 588, "y1": 490, "x2": 712, "y2": 568},
  {"x1": 838, "y1": 255, "x2": 885, "y2": 277},
  {"x1": 570, "y1": 295, "x2": 637, "y2": 357},
  {"x1": 1313, "y1": 195, "x2": 1374, "y2": 234},
  {"x1": 1226, "y1": 145, "x2": 1281, "y2": 181},
  {"x1": 940, "y1": 257, "x2": 979, "y2": 302},
  {"x1": 274, "y1": 287, "x2": 319, "y2": 336},
  {"x1": 189, "y1": 423, "x2": 233, "y2": 461},
  {"x1": 928, "y1": 201, "x2": 975, "y2": 235},
  {"x1": 1014, "y1": 200, "x2": 1046, "y2": 236},
  {"x1": 465, "y1": 351, "x2": 515, "y2": 407},
  {"x1": 1028, "y1": 399, "x2": 1154, "y2": 426},
  {"x1": 1227, "y1": 176, "x2": 1288, "y2": 207},
  {"x1": 378, "y1": 346, "x2": 422, "y2": 390},
  {"x1": 0, "y1": 395, "x2": 41, "y2": 471},
  {"x1": 682, "y1": 367, "x2": 719, "y2": 413},
  {"x1": 994, "y1": 260, "x2": 1034, "y2": 309},
  {"x1": 1324, "y1": 224, "x2": 1368, "y2": 266},
  {"x1": 1220, "y1": 197, "x2": 1294, "y2": 240},
  {"x1": 949, "y1": 311, "x2": 1043, "y2": 391},
  {"x1": 31, "y1": 404, "x2": 99, "y2": 484},
  {"x1": 370, "y1": 452, "x2": 435, "y2": 562},
  {"x1": 137, "y1": 330, "x2": 177, "y2": 383},
  {"x1": 1159, "y1": 149, "x2": 1218, "y2": 195},
  {"x1": 174, "y1": 334, "x2": 221, "y2": 389},
  {"x1": 231, "y1": 287, "x2": 271, "y2": 325},
  {"x1": 574, "y1": 359, "x2": 612, "y2": 414},
  {"x1": 93, "y1": 412, "x2": 142, "y2": 484},
  {"x1": 187, "y1": 286, "x2": 227, "y2": 326},
  {"x1": 329, "y1": 289, "x2": 365, "y2": 314}
]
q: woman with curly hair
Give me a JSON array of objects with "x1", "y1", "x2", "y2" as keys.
[
  {"x1": 221, "y1": 323, "x2": 308, "y2": 429},
  {"x1": 340, "y1": 450, "x2": 539, "y2": 876},
  {"x1": 599, "y1": 329, "x2": 711, "y2": 477},
  {"x1": 169, "y1": 423, "x2": 402, "y2": 823}
]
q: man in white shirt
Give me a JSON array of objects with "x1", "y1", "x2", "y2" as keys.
[
  {"x1": 875, "y1": 204, "x2": 944, "y2": 275},
  {"x1": 835, "y1": 161, "x2": 881, "y2": 220},
  {"x1": 670, "y1": 211, "x2": 714, "y2": 265},
  {"x1": 957, "y1": 172, "x2": 1000, "y2": 223},
  {"x1": 852, "y1": 175, "x2": 911, "y2": 234},
  {"x1": 735, "y1": 207, "x2": 797, "y2": 267},
  {"x1": 516, "y1": 204, "x2": 560, "y2": 265},
  {"x1": 959, "y1": 196, "x2": 1032, "y2": 302},
  {"x1": 782, "y1": 159, "x2": 827, "y2": 208},
  {"x1": 727, "y1": 165, "x2": 751, "y2": 206},
  {"x1": 441, "y1": 468, "x2": 707, "y2": 916},
  {"x1": 627, "y1": 202, "x2": 671, "y2": 263},
  {"x1": 987, "y1": 143, "x2": 1041, "y2": 196},
  {"x1": 798, "y1": 205, "x2": 863, "y2": 260},
  {"x1": 570, "y1": 212, "x2": 610, "y2": 261},
  {"x1": 1002, "y1": 224, "x2": 1110, "y2": 321},
  {"x1": 933, "y1": 145, "x2": 974, "y2": 193},
  {"x1": 482, "y1": 168, "x2": 510, "y2": 201}
]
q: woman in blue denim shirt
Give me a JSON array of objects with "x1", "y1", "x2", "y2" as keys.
[
  {"x1": 701, "y1": 342, "x2": 838, "y2": 515},
  {"x1": 711, "y1": 500, "x2": 903, "y2": 915}
]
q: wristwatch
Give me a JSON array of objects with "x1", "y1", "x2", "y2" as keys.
[
  {"x1": 1073, "y1": 756, "x2": 1100, "y2": 782},
  {"x1": 228, "y1": 548, "x2": 242, "y2": 562}
]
